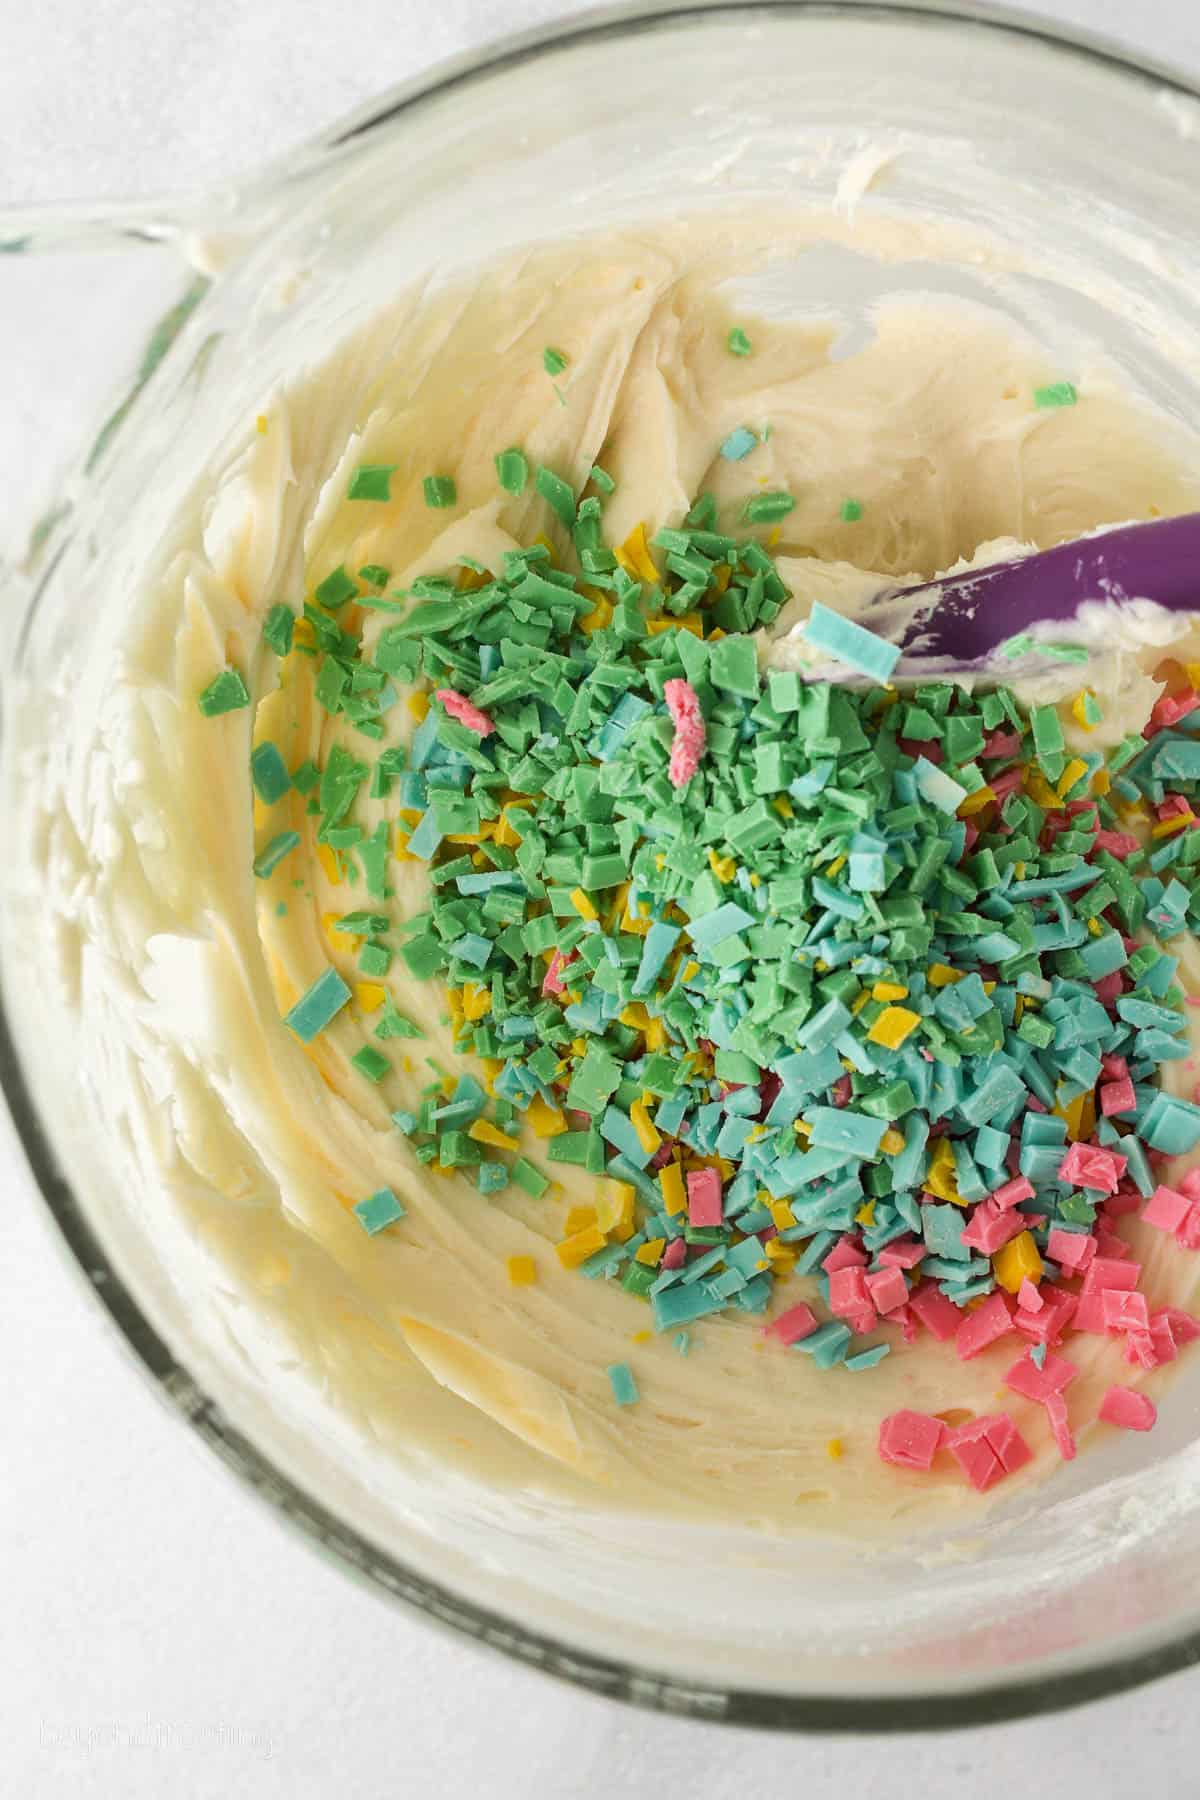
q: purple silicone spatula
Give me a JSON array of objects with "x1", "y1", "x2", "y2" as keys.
[{"x1": 868, "y1": 511, "x2": 1200, "y2": 663}]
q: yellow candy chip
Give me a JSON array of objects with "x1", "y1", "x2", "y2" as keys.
[
  {"x1": 1152, "y1": 812, "x2": 1195, "y2": 838},
  {"x1": 580, "y1": 597, "x2": 614, "y2": 634},
  {"x1": 621, "y1": 903, "x2": 652, "y2": 937},
  {"x1": 636, "y1": 1237, "x2": 666, "y2": 1267},
  {"x1": 924, "y1": 1137, "x2": 964, "y2": 1205},
  {"x1": 597, "y1": 1181, "x2": 636, "y2": 1240},
  {"x1": 569, "y1": 887, "x2": 598, "y2": 921},
  {"x1": 928, "y1": 964, "x2": 962, "y2": 987},
  {"x1": 469, "y1": 1119, "x2": 519, "y2": 1151},
  {"x1": 527, "y1": 1096, "x2": 567, "y2": 1138},
  {"x1": 355, "y1": 982, "x2": 386, "y2": 1013},
  {"x1": 992, "y1": 1230, "x2": 1044, "y2": 1294},
  {"x1": 957, "y1": 785, "x2": 995, "y2": 817},
  {"x1": 826, "y1": 1438, "x2": 844, "y2": 1460},
  {"x1": 867, "y1": 1005, "x2": 920, "y2": 1049},
  {"x1": 1057, "y1": 757, "x2": 1089, "y2": 800},
  {"x1": 461, "y1": 983, "x2": 492, "y2": 1021},
  {"x1": 872, "y1": 981, "x2": 908, "y2": 1002},
  {"x1": 556, "y1": 1226, "x2": 606, "y2": 1269},
  {"x1": 659, "y1": 1161, "x2": 686, "y2": 1216},
  {"x1": 614, "y1": 522, "x2": 660, "y2": 585},
  {"x1": 316, "y1": 842, "x2": 342, "y2": 886},
  {"x1": 1057, "y1": 1092, "x2": 1095, "y2": 1143},
  {"x1": 1071, "y1": 689, "x2": 1097, "y2": 730},
  {"x1": 507, "y1": 1255, "x2": 537, "y2": 1286},
  {"x1": 629, "y1": 1100, "x2": 661, "y2": 1156}
]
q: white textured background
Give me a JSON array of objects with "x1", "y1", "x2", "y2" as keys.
[{"x1": 4, "y1": 3, "x2": 1200, "y2": 1794}]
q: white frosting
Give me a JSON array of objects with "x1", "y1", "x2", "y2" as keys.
[{"x1": 15, "y1": 210, "x2": 1200, "y2": 1543}]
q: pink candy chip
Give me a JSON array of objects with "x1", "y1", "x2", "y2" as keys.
[
  {"x1": 1163, "y1": 1307, "x2": 1200, "y2": 1345},
  {"x1": 1100, "y1": 1077, "x2": 1137, "y2": 1117},
  {"x1": 822, "y1": 1236, "x2": 868, "y2": 1274},
  {"x1": 1098, "y1": 1385, "x2": 1158, "y2": 1432},
  {"x1": 1093, "y1": 828, "x2": 1139, "y2": 858},
  {"x1": 908, "y1": 1281, "x2": 964, "y2": 1342},
  {"x1": 960, "y1": 1199, "x2": 1028, "y2": 1255},
  {"x1": 765, "y1": 1302, "x2": 818, "y2": 1346},
  {"x1": 891, "y1": 1304, "x2": 920, "y2": 1345},
  {"x1": 1125, "y1": 1309, "x2": 1199, "y2": 1368},
  {"x1": 1143, "y1": 1185, "x2": 1192, "y2": 1235},
  {"x1": 956, "y1": 1289, "x2": 1015, "y2": 1361},
  {"x1": 1072, "y1": 1293, "x2": 1110, "y2": 1334},
  {"x1": 434, "y1": 688, "x2": 495, "y2": 736},
  {"x1": 686, "y1": 1167, "x2": 723, "y2": 1229},
  {"x1": 946, "y1": 1414, "x2": 1033, "y2": 1491},
  {"x1": 1102, "y1": 1289, "x2": 1150, "y2": 1333},
  {"x1": 1081, "y1": 1255, "x2": 1140, "y2": 1294},
  {"x1": 866, "y1": 1266, "x2": 909, "y2": 1315},
  {"x1": 828, "y1": 1267, "x2": 877, "y2": 1333},
  {"x1": 1014, "y1": 1284, "x2": 1077, "y2": 1346},
  {"x1": 1046, "y1": 1227, "x2": 1096, "y2": 1274},
  {"x1": 1147, "y1": 688, "x2": 1200, "y2": 734},
  {"x1": 877, "y1": 1236, "x2": 927, "y2": 1269},
  {"x1": 878, "y1": 1410, "x2": 946, "y2": 1471},
  {"x1": 1124, "y1": 1330, "x2": 1160, "y2": 1370},
  {"x1": 1057, "y1": 1143, "x2": 1126, "y2": 1195},
  {"x1": 541, "y1": 947, "x2": 577, "y2": 997},
  {"x1": 990, "y1": 1175, "x2": 1034, "y2": 1211},
  {"x1": 990, "y1": 766, "x2": 1024, "y2": 800},
  {"x1": 1045, "y1": 1393, "x2": 1077, "y2": 1461},
  {"x1": 1179, "y1": 1206, "x2": 1200, "y2": 1251},
  {"x1": 663, "y1": 678, "x2": 707, "y2": 789},
  {"x1": 1104, "y1": 1187, "x2": 1142, "y2": 1219},
  {"x1": 1004, "y1": 1349, "x2": 1078, "y2": 1402}
]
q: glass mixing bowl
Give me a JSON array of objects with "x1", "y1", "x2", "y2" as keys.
[{"x1": 5, "y1": 0, "x2": 1200, "y2": 1731}]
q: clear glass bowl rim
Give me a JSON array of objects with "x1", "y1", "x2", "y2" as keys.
[{"x1": 8, "y1": 0, "x2": 1200, "y2": 1733}]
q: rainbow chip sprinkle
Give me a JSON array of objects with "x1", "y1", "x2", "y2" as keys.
[{"x1": 229, "y1": 449, "x2": 1200, "y2": 1486}]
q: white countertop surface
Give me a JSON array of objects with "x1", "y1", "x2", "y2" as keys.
[{"x1": 5, "y1": 2, "x2": 1200, "y2": 1793}]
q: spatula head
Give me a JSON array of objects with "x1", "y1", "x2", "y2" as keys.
[{"x1": 871, "y1": 512, "x2": 1200, "y2": 665}]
